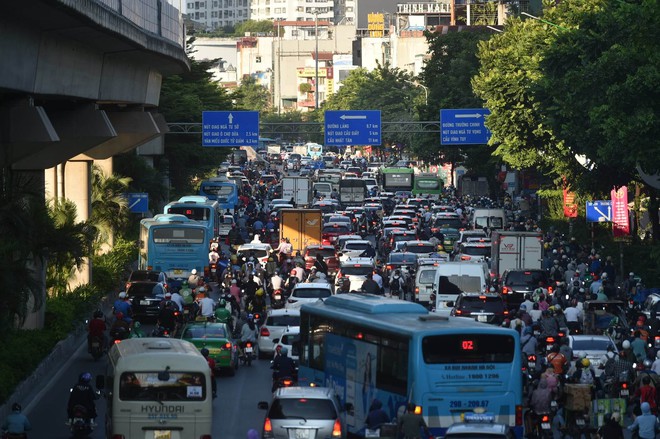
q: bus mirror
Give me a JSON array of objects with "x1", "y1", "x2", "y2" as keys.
[
  {"x1": 446, "y1": 301, "x2": 454, "y2": 308},
  {"x1": 344, "y1": 402, "x2": 354, "y2": 413},
  {"x1": 258, "y1": 401, "x2": 269, "y2": 410},
  {"x1": 96, "y1": 375, "x2": 105, "y2": 390}
]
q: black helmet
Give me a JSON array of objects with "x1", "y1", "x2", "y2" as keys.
[
  {"x1": 11, "y1": 402, "x2": 21, "y2": 412},
  {"x1": 93, "y1": 309, "x2": 104, "y2": 318},
  {"x1": 79, "y1": 372, "x2": 92, "y2": 384},
  {"x1": 200, "y1": 348, "x2": 210, "y2": 357}
]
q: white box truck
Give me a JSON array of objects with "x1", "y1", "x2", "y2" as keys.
[
  {"x1": 282, "y1": 177, "x2": 312, "y2": 207},
  {"x1": 490, "y1": 231, "x2": 543, "y2": 280}
]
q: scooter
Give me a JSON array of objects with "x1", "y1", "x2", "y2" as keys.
[
  {"x1": 271, "y1": 289, "x2": 285, "y2": 309},
  {"x1": 240, "y1": 341, "x2": 256, "y2": 366},
  {"x1": 68, "y1": 404, "x2": 94, "y2": 438},
  {"x1": 89, "y1": 335, "x2": 105, "y2": 361}
]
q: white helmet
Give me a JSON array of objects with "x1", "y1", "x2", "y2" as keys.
[
  {"x1": 191, "y1": 269, "x2": 197, "y2": 275},
  {"x1": 622, "y1": 340, "x2": 631, "y2": 349}
]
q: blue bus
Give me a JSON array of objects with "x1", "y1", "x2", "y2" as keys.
[
  {"x1": 163, "y1": 196, "x2": 221, "y2": 244},
  {"x1": 298, "y1": 294, "x2": 523, "y2": 438},
  {"x1": 198, "y1": 178, "x2": 239, "y2": 212},
  {"x1": 138, "y1": 214, "x2": 209, "y2": 281}
]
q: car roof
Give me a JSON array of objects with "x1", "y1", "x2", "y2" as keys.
[
  {"x1": 267, "y1": 308, "x2": 301, "y2": 317},
  {"x1": 459, "y1": 292, "x2": 501, "y2": 299},
  {"x1": 406, "y1": 240, "x2": 433, "y2": 245},
  {"x1": 237, "y1": 243, "x2": 273, "y2": 250}
]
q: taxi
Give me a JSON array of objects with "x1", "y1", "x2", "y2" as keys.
[
  {"x1": 180, "y1": 321, "x2": 239, "y2": 376},
  {"x1": 444, "y1": 411, "x2": 515, "y2": 439}
]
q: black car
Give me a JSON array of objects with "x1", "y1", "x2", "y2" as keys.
[
  {"x1": 500, "y1": 269, "x2": 551, "y2": 307},
  {"x1": 384, "y1": 252, "x2": 419, "y2": 280},
  {"x1": 125, "y1": 270, "x2": 168, "y2": 290},
  {"x1": 450, "y1": 292, "x2": 509, "y2": 325},
  {"x1": 127, "y1": 282, "x2": 167, "y2": 320}
]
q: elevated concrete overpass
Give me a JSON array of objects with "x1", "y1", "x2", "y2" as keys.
[{"x1": 0, "y1": 0, "x2": 189, "y2": 320}]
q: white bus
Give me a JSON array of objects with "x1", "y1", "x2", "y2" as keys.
[{"x1": 98, "y1": 338, "x2": 213, "y2": 439}]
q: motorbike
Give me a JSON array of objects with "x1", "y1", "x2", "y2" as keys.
[
  {"x1": 151, "y1": 326, "x2": 172, "y2": 338},
  {"x1": 68, "y1": 404, "x2": 94, "y2": 438},
  {"x1": 209, "y1": 262, "x2": 218, "y2": 282},
  {"x1": 89, "y1": 335, "x2": 104, "y2": 361},
  {"x1": 240, "y1": 341, "x2": 256, "y2": 366},
  {"x1": 271, "y1": 289, "x2": 285, "y2": 309},
  {"x1": 109, "y1": 326, "x2": 130, "y2": 344}
]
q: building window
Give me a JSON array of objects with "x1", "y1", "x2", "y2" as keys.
[
  {"x1": 238, "y1": 9, "x2": 243, "y2": 16},
  {"x1": 256, "y1": 56, "x2": 262, "y2": 63}
]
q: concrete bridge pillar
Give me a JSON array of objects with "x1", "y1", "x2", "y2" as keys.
[{"x1": 64, "y1": 160, "x2": 93, "y2": 288}]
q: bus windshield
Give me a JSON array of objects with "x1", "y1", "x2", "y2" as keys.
[
  {"x1": 200, "y1": 184, "x2": 234, "y2": 197},
  {"x1": 119, "y1": 371, "x2": 207, "y2": 401}
]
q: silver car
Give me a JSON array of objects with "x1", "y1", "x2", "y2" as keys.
[
  {"x1": 568, "y1": 334, "x2": 618, "y2": 377},
  {"x1": 258, "y1": 387, "x2": 349, "y2": 439}
]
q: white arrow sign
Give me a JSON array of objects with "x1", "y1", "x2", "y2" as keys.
[
  {"x1": 340, "y1": 114, "x2": 367, "y2": 120},
  {"x1": 455, "y1": 113, "x2": 483, "y2": 119},
  {"x1": 129, "y1": 198, "x2": 142, "y2": 210},
  {"x1": 228, "y1": 113, "x2": 234, "y2": 124},
  {"x1": 594, "y1": 205, "x2": 612, "y2": 222}
]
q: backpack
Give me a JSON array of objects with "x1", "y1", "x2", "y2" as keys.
[{"x1": 390, "y1": 277, "x2": 402, "y2": 293}]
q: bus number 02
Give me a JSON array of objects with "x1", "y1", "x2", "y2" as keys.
[{"x1": 461, "y1": 340, "x2": 474, "y2": 350}]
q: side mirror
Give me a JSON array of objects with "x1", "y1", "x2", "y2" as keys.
[
  {"x1": 96, "y1": 375, "x2": 105, "y2": 390},
  {"x1": 273, "y1": 338, "x2": 280, "y2": 344},
  {"x1": 258, "y1": 401, "x2": 269, "y2": 410},
  {"x1": 344, "y1": 402, "x2": 354, "y2": 413},
  {"x1": 446, "y1": 301, "x2": 455, "y2": 308}
]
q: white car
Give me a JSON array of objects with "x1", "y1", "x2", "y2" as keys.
[
  {"x1": 286, "y1": 283, "x2": 333, "y2": 309},
  {"x1": 257, "y1": 309, "x2": 300, "y2": 358},
  {"x1": 273, "y1": 326, "x2": 301, "y2": 361},
  {"x1": 236, "y1": 243, "x2": 273, "y2": 268},
  {"x1": 339, "y1": 240, "x2": 375, "y2": 262},
  {"x1": 362, "y1": 178, "x2": 379, "y2": 194},
  {"x1": 334, "y1": 257, "x2": 375, "y2": 292},
  {"x1": 568, "y1": 335, "x2": 618, "y2": 377}
]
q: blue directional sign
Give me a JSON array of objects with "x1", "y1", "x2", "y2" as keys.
[
  {"x1": 127, "y1": 193, "x2": 149, "y2": 213},
  {"x1": 202, "y1": 111, "x2": 259, "y2": 147},
  {"x1": 325, "y1": 110, "x2": 381, "y2": 146},
  {"x1": 586, "y1": 200, "x2": 612, "y2": 223},
  {"x1": 440, "y1": 108, "x2": 491, "y2": 145}
]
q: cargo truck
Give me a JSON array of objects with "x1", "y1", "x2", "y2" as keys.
[
  {"x1": 490, "y1": 230, "x2": 543, "y2": 280},
  {"x1": 279, "y1": 209, "x2": 322, "y2": 253},
  {"x1": 282, "y1": 177, "x2": 312, "y2": 207},
  {"x1": 338, "y1": 179, "x2": 367, "y2": 206}
]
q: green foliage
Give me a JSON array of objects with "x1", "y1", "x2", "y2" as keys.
[
  {"x1": 90, "y1": 165, "x2": 131, "y2": 246},
  {"x1": 232, "y1": 75, "x2": 272, "y2": 111},
  {"x1": 234, "y1": 20, "x2": 275, "y2": 36},
  {"x1": 261, "y1": 111, "x2": 322, "y2": 143},
  {"x1": 92, "y1": 237, "x2": 137, "y2": 292},
  {"x1": 299, "y1": 83, "x2": 312, "y2": 94},
  {"x1": 113, "y1": 152, "x2": 169, "y2": 216}
]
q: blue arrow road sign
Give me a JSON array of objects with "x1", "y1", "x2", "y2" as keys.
[
  {"x1": 586, "y1": 200, "x2": 612, "y2": 222},
  {"x1": 127, "y1": 193, "x2": 149, "y2": 213},
  {"x1": 325, "y1": 110, "x2": 381, "y2": 146},
  {"x1": 202, "y1": 111, "x2": 259, "y2": 147},
  {"x1": 440, "y1": 108, "x2": 491, "y2": 145}
]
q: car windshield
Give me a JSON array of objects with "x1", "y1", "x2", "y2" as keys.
[
  {"x1": 268, "y1": 315, "x2": 301, "y2": 327},
  {"x1": 460, "y1": 297, "x2": 505, "y2": 313},
  {"x1": 342, "y1": 266, "x2": 373, "y2": 276},
  {"x1": 345, "y1": 242, "x2": 370, "y2": 251},
  {"x1": 405, "y1": 245, "x2": 435, "y2": 254},
  {"x1": 572, "y1": 339, "x2": 615, "y2": 351},
  {"x1": 128, "y1": 283, "x2": 161, "y2": 296},
  {"x1": 392, "y1": 234, "x2": 416, "y2": 243},
  {"x1": 434, "y1": 218, "x2": 463, "y2": 229},
  {"x1": 306, "y1": 248, "x2": 336, "y2": 259},
  {"x1": 238, "y1": 249, "x2": 268, "y2": 259},
  {"x1": 506, "y1": 271, "x2": 547, "y2": 286},
  {"x1": 388, "y1": 253, "x2": 418, "y2": 264},
  {"x1": 293, "y1": 288, "x2": 332, "y2": 299},
  {"x1": 129, "y1": 272, "x2": 162, "y2": 282},
  {"x1": 268, "y1": 398, "x2": 338, "y2": 420},
  {"x1": 182, "y1": 325, "x2": 227, "y2": 339},
  {"x1": 461, "y1": 246, "x2": 491, "y2": 256}
]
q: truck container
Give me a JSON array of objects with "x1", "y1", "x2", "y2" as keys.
[
  {"x1": 338, "y1": 179, "x2": 367, "y2": 206},
  {"x1": 458, "y1": 175, "x2": 489, "y2": 197},
  {"x1": 282, "y1": 177, "x2": 312, "y2": 207},
  {"x1": 280, "y1": 209, "x2": 322, "y2": 253},
  {"x1": 490, "y1": 230, "x2": 543, "y2": 280}
]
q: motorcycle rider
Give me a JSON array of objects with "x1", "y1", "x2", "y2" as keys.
[
  {"x1": 627, "y1": 402, "x2": 660, "y2": 438},
  {"x1": 67, "y1": 372, "x2": 98, "y2": 426},
  {"x1": 214, "y1": 298, "x2": 233, "y2": 333},
  {"x1": 197, "y1": 289, "x2": 216, "y2": 320},
  {"x1": 87, "y1": 310, "x2": 107, "y2": 353},
  {"x1": 200, "y1": 348, "x2": 217, "y2": 398},
  {"x1": 109, "y1": 312, "x2": 131, "y2": 341},
  {"x1": 271, "y1": 346, "x2": 297, "y2": 391},
  {"x1": 188, "y1": 269, "x2": 201, "y2": 287},
  {"x1": 239, "y1": 314, "x2": 258, "y2": 358},
  {"x1": 313, "y1": 253, "x2": 328, "y2": 276},
  {"x1": 157, "y1": 294, "x2": 179, "y2": 333},
  {"x1": 170, "y1": 289, "x2": 185, "y2": 312},
  {"x1": 365, "y1": 399, "x2": 390, "y2": 435},
  {"x1": 2, "y1": 403, "x2": 31, "y2": 438},
  {"x1": 112, "y1": 291, "x2": 133, "y2": 323},
  {"x1": 526, "y1": 379, "x2": 554, "y2": 431}
]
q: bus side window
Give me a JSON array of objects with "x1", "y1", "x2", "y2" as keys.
[{"x1": 376, "y1": 340, "x2": 408, "y2": 395}]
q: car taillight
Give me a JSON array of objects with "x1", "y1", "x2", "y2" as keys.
[
  {"x1": 386, "y1": 265, "x2": 392, "y2": 270},
  {"x1": 261, "y1": 327, "x2": 270, "y2": 337},
  {"x1": 516, "y1": 405, "x2": 523, "y2": 426},
  {"x1": 264, "y1": 418, "x2": 273, "y2": 434},
  {"x1": 528, "y1": 354, "x2": 537, "y2": 362},
  {"x1": 222, "y1": 342, "x2": 232, "y2": 350},
  {"x1": 332, "y1": 419, "x2": 342, "y2": 437},
  {"x1": 460, "y1": 255, "x2": 470, "y2": 260},
  {"x1": 548, "y1": 286, "x2": 553, "y2": 294},
  {"x1": 246, "y1": 342, "x2": 252, "y2": 348},
  {"x1": 283, "y1": 379, "x2": 293, "y2": 386}
]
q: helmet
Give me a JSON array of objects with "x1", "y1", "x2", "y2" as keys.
[
  {"x1": 317, "y1": 273, "x2": 327, "y2": 280},
  {"x1": 198, "y1": 287, "x2": 206, "y2": 293},
  {"x1": 165, "y1": 292, "x2": 172, "y2": 298},
  {"x1": 290, "y1": 270, "x2": 297, "y2": 275},
  {"x1": 200, "y1": 348, "x2": 209, "y2": 357},
  {"x1": 622, "y1": 340, "x2": 631, "y2": 349},
  {"x1": 118, "y1": 291, "x2": 127, "y2": 299},
  {"x1": 630, "y1": 272, "x2": 635, "y2": 277},
  {"x1": 191, "y1": 269, "x2": 197, "y2": 275},
  {"x1": 218, "y1": 298, "x2": 227, "y2": 307},
  {"x1": 643, "y1": 359, "x2": 653, "y2": 369},
  {"x1": 256, "y1": 288, "x2": 265, "y2": 297},
  {"x1": 554, "y1": 304, "x2": 562, "y2": 312},
  {"x1": 601, "y1": 272, "x2": 608, "y2": 279},
  {"x1": 581, "y1": 358, "x2": 590, "y2": 368},
  {"x1": 280, "y1": 346, "x2": 289, "y2": 356},
  {"x1": 79, "y1": 372, "x2": 92, "y2": 384},
  {"x1": 247, "y1": 313, "x2": 254, "y2": 320},
  {"x1": 93, "y1": 309, "x2": 103, "y2": 318},
  {"x1": 11, "y1": 403, "x2": 21, "y2": 412},
  {"x1": 519, "y1": 304, "x2": 527, "y2": 310}
]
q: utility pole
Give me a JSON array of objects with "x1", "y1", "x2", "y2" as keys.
[{"x1": 314, "y1": 10, "x2": 319, "y2": 110}]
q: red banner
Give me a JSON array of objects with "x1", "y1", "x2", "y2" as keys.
[
  {"x1": 563, "y1": 188, "x2": 578, "y2": 218},
  {"x1": 611, "y1": 186, "x2": 630, "y2": 237}
]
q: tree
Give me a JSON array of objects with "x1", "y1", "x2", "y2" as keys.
[
  {"x1": 232, "y1": 75, "x2": 271, "y2": 111},
  {"x1": 90, "y1": 166, "x2": 131, "y2": 246},
  {"x1": 234, "y1": 20, "x2": 274, "y2": 36}
]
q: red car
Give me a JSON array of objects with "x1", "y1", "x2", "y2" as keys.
[
  {"x1": 321, "y1": 222, "x2": 352, "y2": 246},
  {"x1": 303, "y1": 245, "x2": 340, "y2": 276}
]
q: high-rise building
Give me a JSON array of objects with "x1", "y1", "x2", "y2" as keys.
[
  {"x1": 184, "y1": 0, "x2": 250, "y2": 29},
  {"x1": 250, "y1": 0, "x2": 334, "y2": 23}
]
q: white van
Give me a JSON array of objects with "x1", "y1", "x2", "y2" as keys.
[
  {"x1": 471, "y1": 208, "x2": 507, "y2": 230},
  {"x1": 97, "y1": 338, "x2": 213, "y2": 439},
  {"x1": 433, "y1": 261, "x2": 488, "y2": 310},
  {"x1": 313, "y1": 182, "x2": 333, "y2": 199},
  {"x1": 414, "y1": 259, "x2": 441, "y2": 306}
]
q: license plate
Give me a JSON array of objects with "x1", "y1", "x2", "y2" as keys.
[
  {"x1": 620, "y1": 389, "x2": 629, "y2": 396},
  {"x1": 183, "y1": 309, "x2": 189, "y2": 315},
  {"x1": 477, "y1": 315, "x2": 487, "y2": 322},
  {"x1": 245, "y1": 347, "x2": 253, "y2": 353},
  {"x1": 541, "y1": 422, "x2": 551, "y2": 430},
  {"x1": 91, "y1": 342, "x2": 100, "y2": 348},
  {"x1": 576, "y1": 419, "x2": 585, "y2": 426},
  {"x1": 295, "y1": 429, "x2": 310, "y2": 439},
  {"x1": 155, "y1": 431, "x2": 172, "y2": 439},
  {"x1": 140, "y1": 300, "x2": 150, "y2": 305},
  {"x1": 528, "y1": 362, "x2": 536, "y2": 368}
]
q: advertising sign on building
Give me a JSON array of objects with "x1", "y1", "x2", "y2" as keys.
[
  {"x1": 368, "y1": 13, "x2": 385, "y2": 37},
  {"x1": 611, "y1": 186, "x2": 630, "y2": 237},
  {"x1": 397, "y1": 2, "x2": 450, "y2": 14}
]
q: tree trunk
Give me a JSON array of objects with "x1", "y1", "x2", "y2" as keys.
[{"x1": 648, "y1": 187, "x2": 659, "y2": 243}]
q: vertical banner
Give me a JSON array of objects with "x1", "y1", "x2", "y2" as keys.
[
  {"x1": 563, "y1": 187, "x2": 578, "y2": 218},
  {"x1": 611, "y1": 186, "x2": 630, "y2": 237}
]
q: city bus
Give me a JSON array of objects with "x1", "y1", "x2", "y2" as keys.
[
  {"x1": 412, "y1": 172, "x2": 444, "y2": 197},
  {"x1": 138, "y1": 214, "x2": 209, "y2": 281},
  {"x1": 198, "y1": 177, "x2": 239, "y2": 213},
  {"x1": 298, "y1": 294, "x2": 523, "y2": 438},
  {"x1": 97, "y1": 338, "x2": 212, "y2": 439},
  {"x1": 307, "y1": 142, "x2": 323, "y2": 159},
  {"x1": 381, "y1": 167, "x2": 414, "y2": 192},
  {"x1": 163, "y1": 196, "x2": 222, "y2": 245}
]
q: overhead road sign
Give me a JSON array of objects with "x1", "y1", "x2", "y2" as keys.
[
  {"x1": 440, "y1": 108, "x2": 491, "y2": 145},
  {"x1": 325, "y1": 110, "x2": 381, "y2": 146},
  {"x1": 202, "y1": 111, "x2": 259, "y2": 147},
  {"x1": 127, "y1": 193, "x2": 149, "y2": 213},
  {"x1": 586, "y1": 200, "x2": 612, "y2": 222}
]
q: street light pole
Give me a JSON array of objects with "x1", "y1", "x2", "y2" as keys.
[
  {"x1": 405, "y1": 80, "x2": 428, "y2": 106},
  {"x1": 314, "y1": 10, "x2": 319, "y2": 109}
]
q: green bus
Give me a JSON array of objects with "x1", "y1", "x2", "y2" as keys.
[
  {"x1": 381, "y1": 167, "x2": 414, "y2": 192},
  {"x1": 412, "y1": 172, "x2": 444, "y2": 196}
]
